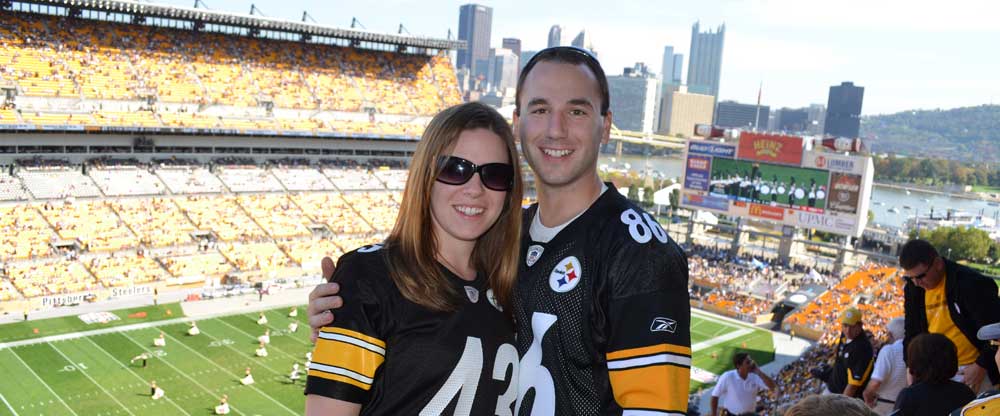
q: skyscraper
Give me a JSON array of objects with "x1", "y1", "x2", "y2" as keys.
[
  {"x1": 571, "y1": 29, "x2": 595, "y2": 54},
  {"x1": 824, "y1": 82, "x2": 864, "y2": 138},
  {"x1": 608, "y1": 63, "x2": 658, "y2": 133},
  {"x1": 457, "y1": 4, "x2": 493, "y2": 83},
  {"x1": 548, "y1": 25, "x2": 563, "y2": 48},
  {"x1": 501, "y1": 38, "x2": 521, "y2": 59},
  {"x1": 488, "y1": 48, "x2": 519, "y2": 94},
  {"x1": 687, "y1": 21, "x2": 725, "y2": 101},
  {"x1": 661, "y1": 46, "x2": 679, "y2": 86}
]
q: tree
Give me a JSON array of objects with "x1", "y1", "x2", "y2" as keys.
[
  {"x1": 627, "y1": 184, "x2": 639, "y2": 203},
  {"x1": 642, "y1": 186, "x2": 655, "y2": 209},
  {"x1": 917, "y1": 226, "x2": 993, "y2": 262}
]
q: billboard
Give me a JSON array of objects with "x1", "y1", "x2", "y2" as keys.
[
  {"x1": 679, "y1": 136, "x2": 874, "y2": 237},
  {"x1": 736, "y1": 132, "x2": 804, "y2": 166}
]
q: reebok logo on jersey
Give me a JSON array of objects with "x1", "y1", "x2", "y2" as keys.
[
  {"x1": 549, "y1": 256, "x2": 582, "y2": 293},
  {"x1": 650, "y1": 317, "x2": 677, "y2": 333},
  {"x1": 526, "y1": 245, "x2": 544, "y2": 267},
  {"x1": 464, "y1": 286, "x2": 479, "y2": 303}
]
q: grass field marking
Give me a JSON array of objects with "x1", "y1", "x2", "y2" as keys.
[
  {"x1": 0, "y1": 391, "x2": 18, "y2": 416},
  {"x1": 254, "y1": 311, "x2": 312, "y2": 347},
  {"x1": 191, "y1": 320, "x2": 291, "y2": 378},
  {"x1": 117, "y1": 330, "x2": 248, "y2": 416},
  {"x1": 691, "y1": 328, "x2": 754, "y2": 352},
  {"x1": 4, "y1": 347, "x2": 79, "y2": 416},
  {"x1": 215, "y1": 317, "x2": 306, "y2": 363},
  {"x1": 81, "y1": 336, "x2": 192, "y2": 416},
  {"x1": 46, "y1": 341, "x2": 136, "y2": 416},
  {"x1": 157, "y1": 329, "x2": 298, "y2": 416}
]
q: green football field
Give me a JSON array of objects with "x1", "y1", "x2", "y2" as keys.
[
  {"x1": 0, "y1": 305, "x2": 772, "y2": 414},
  {"x1": 689, "y1": 310, "x2": 775, "y2": 393},
  {"x1": 0, "y1": 305, "x2": 311, "y2": 416}
]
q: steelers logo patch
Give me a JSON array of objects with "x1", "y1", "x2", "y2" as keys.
[{"x1": 549, "y1": 256, "x2": 582, "y2": 293}]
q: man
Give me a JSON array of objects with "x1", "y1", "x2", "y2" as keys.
[
  {"x1": 862, "y1": 317, "x2": 907, "y2": 415},
  {"x1": 307, "y1": 46, "x2": 691, "y2": 415},
  {"x1": 818, "y1": 307, "x2": 874, "y2": 398},
  {"x1": 949, "y1": 322, "x2": 1000, "y2": 416},
  {"x1": 900, "y1": 239, "x2": 1000, "y2": 392},
  {"x1": 710, "y1": 352, "x2": 776, "y2": 416}
]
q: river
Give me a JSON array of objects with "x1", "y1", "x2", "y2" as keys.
[{"x1": 600, "y1": 154, "x2": 1000, "y2": 229}]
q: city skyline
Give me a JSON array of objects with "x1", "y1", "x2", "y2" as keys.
[{"x1": 157, "y1": 0, "x2": 1000, "y2": 115}]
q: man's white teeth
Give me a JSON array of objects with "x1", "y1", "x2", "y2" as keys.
[
  {"x1": 455, "y1": 206, "x2": 484, "y2": 216},
  {"x1": 542, "y1": 149, "x2": 572, "y2": 157}
]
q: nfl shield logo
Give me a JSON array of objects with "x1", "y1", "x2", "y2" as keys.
[
  {"x1": 526, "y1": 245, "x2": 544, "y2": 267},
  {"x1": 464, "y1": 286, "x2": 479, "y2": 303}
]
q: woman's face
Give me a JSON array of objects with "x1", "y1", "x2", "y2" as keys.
[{"x1": 430, "y1": 128, "x2": 510, "y2": 250}]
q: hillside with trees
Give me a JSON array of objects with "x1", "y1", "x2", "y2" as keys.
[{"x1": 861, "y1": 105, "x2": 1000, "y2": 163}]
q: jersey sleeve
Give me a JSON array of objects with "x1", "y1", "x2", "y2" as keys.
[
  {"x1": 846, "y1": 342, "x2": 875, "y2": 386},
  {"x1": 602, "y1": 223, "x2": 691, "y2": 415},
  {"x1": 305, "y1": 251, "x2": 390, "y2": 404}
]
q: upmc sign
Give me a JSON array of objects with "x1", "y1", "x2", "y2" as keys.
[{"x1": 737, "y1": 132, "x2": 804, "y2": 166}]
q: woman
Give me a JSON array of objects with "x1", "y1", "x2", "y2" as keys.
[
  {"x1": 305, "y1": 102, "x2": 523, "y2": 416},
  {"x1": 893, "y1": 333, "x2": 975, "y2": 415}
]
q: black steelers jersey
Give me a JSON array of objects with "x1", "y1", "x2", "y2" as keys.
[
  {"x1": 513, "y1": 185, "x2": 691, "y2": 416},
  {"x1": 305, "y1": 244, "x2": 518, "y2": 416}
]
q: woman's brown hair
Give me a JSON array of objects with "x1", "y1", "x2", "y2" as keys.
[{"x1": 384, "y1": 101, "x2": 523, "y2": 313}]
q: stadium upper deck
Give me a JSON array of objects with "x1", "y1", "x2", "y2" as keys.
[{"x1": 0, "y1": 2, "x2": 463, "y2": 138}]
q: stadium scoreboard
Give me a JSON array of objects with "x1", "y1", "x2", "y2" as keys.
[{"x1": 679, "y1": 132, "x2": 874, "y2": 237}]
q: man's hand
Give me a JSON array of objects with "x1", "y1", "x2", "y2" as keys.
[
  {"x1": 961, "y1": 362, "x2": 987, "y2": 392},
  {"x1": 307, "y1": 257, "x2": 343, "y2": 343},
  {"x1": 862, "y1": 380, "x2": 882, "y2": 408}
]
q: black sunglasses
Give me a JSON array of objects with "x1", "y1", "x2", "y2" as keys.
[{"x1": 436, "y1": 156, "x2": 514, "y2": 192}]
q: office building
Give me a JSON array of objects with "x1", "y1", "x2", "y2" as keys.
[
  {"x1": 687, "y1": 21, "x2": 725, "y2": 101},
  {"x1": 457, "y1": 4, "x2": 493, "y2": 82},
  {"x1": 608, "y1": 63, "x2": 658, "y2": 133},
  {"x1": 824, "y1": 81, "x2": 864, "y2": 138}
]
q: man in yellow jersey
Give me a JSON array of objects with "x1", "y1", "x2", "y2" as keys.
[{"x1": 900, "y1": 239, "x2": 1000, "y2": 393}]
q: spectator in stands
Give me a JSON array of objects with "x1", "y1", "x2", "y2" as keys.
[
  {"x1": 814, "y1": 306, "x2": 874, "y2": 398},
  {"x1": 710, "y1": 351, "x2": 776, "y2": 416},
  {"x1": 894, "y1": 333, "x2": 975, "y2": 415},
  {"x1": 783, "y1": 394, "x2": 877, "y2": 416},
  {"x1": 863, "y1": 317, "x2": 907, "y2": 415},
  {"x1": 947, "y1": 323, "x2": 1000, "y2": 416},
  {"x1": 900, "y1": 239, "x2": 1000, "y2": 393}
]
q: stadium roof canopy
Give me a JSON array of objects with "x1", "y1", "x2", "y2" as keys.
[{"x1": 7, "y1": 0, "x2": 465, "y2": 51}]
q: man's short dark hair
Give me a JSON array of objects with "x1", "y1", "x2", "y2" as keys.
[
  {"x1": 906, "y1": 333, "x2": 957, "y2": 383},
  {"x1": 732, "y1": 352, "x2": 750, "y2": 369},
  {"x1": 514, "y1": 46, "x2": 610, "y2": 116},
  {"x1": 899, "y1": 239, "x2": 939, "y2": 270}
]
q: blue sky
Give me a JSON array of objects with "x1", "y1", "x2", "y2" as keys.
[{"x1": 157, "y1": 0, "x2": 999, "y2": 115}]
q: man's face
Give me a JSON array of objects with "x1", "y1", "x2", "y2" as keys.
[
  {"x1": 842, "y1": 322, "x2": 862, "y2": 340},
  {"x1": 903, "y1": 257, "x2": 944, "y2": 290},
  {"x1": 513, "y1": 61, "x2": 611, "y2": 191}
]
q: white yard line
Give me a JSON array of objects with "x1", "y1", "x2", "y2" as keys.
[
  {"x1": 215, "y1": 318, "x2": 305, "y2": 363},
  {"x1": 157, "y1": 330, "x2": 298, "y2": 415},
  {"x1": 0, "y1": 392, "x2": 19, "y2": 416},
  {"x1": 0, "y1": 299, "x2": 305, "y2": 349},
  {"x1": 118, "y1": 331, "x2": 246, "y2": 416},
  {"x1": 46, "y1": 341, "x2": 135, "y2": 416},
  {"x1": 81, "y1": 336, "x2": 192, "y2": 416},
  {"x1": 253, "y1": 311, "x2": 311, "y2": 346},
  {"x1": 188, "y1": 322, "x2": 289, "y2": 377},
  {"x1": 691, "y1": 328, "x2": 754, "y2": 351},
  {"x1": 3, "y1": 348, "x2": 79, "y2": 416}
]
